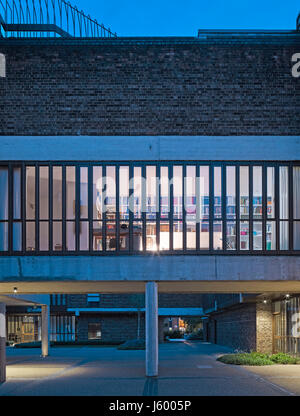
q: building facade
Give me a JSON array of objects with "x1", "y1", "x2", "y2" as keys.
[
  {"x1": 6, "y1": 293, "x2": 203, "y2": 344},
  {"x1": 203, "y1": 293, "x2": 300, "y2": 356},
  {"x1": 0, "y1": 1, "x2": 300, "y2": 380}
]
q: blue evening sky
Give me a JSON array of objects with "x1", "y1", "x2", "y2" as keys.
[{"x1": 72, "y1": 0, "x2": 300, "y2": 36}]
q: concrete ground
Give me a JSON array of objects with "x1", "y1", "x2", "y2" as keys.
[{"x1": 0, "y1": 342, "x2": 298, "y2": 396}]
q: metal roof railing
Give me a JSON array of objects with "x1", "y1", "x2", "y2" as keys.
[{"x1": 0, "y1": 0, "x2": 117, "y2": 38}]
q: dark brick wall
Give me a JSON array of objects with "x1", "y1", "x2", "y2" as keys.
[
  {"x1": 65, "y1": 293, "x2": 203, "y2": 309},
  {"x1": 205, "y1": 303, "x2": 257, "y2": 352},
  {"x1": 1, "y1": 42, "x2": 299, "y2": 135},
  {"x1": 76, "y1": 313, "x2": 165, "y2": 343}
]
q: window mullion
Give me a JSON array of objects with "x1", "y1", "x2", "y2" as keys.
[{"x1": 249, "y1": 165, "x2": 253, "y2": 251}]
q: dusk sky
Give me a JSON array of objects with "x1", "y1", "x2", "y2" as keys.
[{"x1": 72, "y1": 0, "x2": 300, "y2": 36}]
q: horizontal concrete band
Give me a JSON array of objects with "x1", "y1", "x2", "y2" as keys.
[
  {"x1": 0, "y1": 255, "x2": 299, "y2": 282},
  {"x1": 1, "y1": 280, "x2": 300, "y2": 294},
  {"x1": 0, "y1": 136, "x2": 299, "y2": 161}
]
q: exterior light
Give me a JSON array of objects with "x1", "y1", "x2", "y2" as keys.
[
  {"x1": 13, "y1": 287, "x2": 18, "y2": 294},
  {"x1": 263, "y1": 298, "x2": 267, "y2": 304},
  {"x1": 285, "y1": 294, "x2": 290, "y2": 299}
]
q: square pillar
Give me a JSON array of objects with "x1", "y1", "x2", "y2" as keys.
[
  {"x1": 0, "y1": 302, "x2": 6, "y2": 383},
  {"x1": 145, "y1": 282, "x2": 158, "y2": 377},
  {"x1": 256, "y1": 302, "x2": 273, "y2": 354},
  {"x1": 41, "y1": 304, "x2": 49, "y2": 357}
]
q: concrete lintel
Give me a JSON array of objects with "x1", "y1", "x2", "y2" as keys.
[
  {"x1": 1, "y1": 280, "x2": 300, "y2": 294},
  {"x1": 0, "y1": 136, "x2": 299, "y2": 161},
  {"x1": 0, "y1": 255, "x2": 299, "y2": 283}
]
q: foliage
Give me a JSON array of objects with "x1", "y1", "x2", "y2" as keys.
[
  {"x1": 217, "y1": 351, "x2": 300, "y2": 366},
  {"x1": 184, "y1": 318, "x2": 203, "y2": 333},
  {"x1": 269, "y1": 353, "x2": 299, "y2": 364}
]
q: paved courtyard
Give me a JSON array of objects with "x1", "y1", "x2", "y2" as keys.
[{"x1": 0, "y1": 342, "x2": 298, "y2": 396}]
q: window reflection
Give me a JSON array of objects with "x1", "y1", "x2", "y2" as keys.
[
  {"x1": 93, "y1": 166, "x2": 102, "y2": 220},
  {"x1": 160, "y1": 221, "x2": 169, "y2": 250},
  {"x1": 240, "y1": 221, "x2": 249, "y2": 250},
  {"x1": 133, "y1": 167, "x2": 142, "y2": 219},
  {"x1": 93, "y1": 221, "x2": 102, "y2": 251},
  {"x1": 39, "y1": 167, "x2": 48, "y2": 220},
  {"x1": 214, "y1": 167, "x2": 222, "y2": 219},
  {"x1": 0, "y1": 222, "x2": 8, "y2": 251},
  {"x1": 240, "y1": 166, "x2": 249, "y2": 219},
  {"x1": 253, "y1": 166, "x2": 262, "y2": 219},
  {"x1": 173, "y1": 166, "x2": 182, "y2": 219},
  {"x1": 39, "y1": 222, "x2": 48, "y2": 251},
  {"x1": 105, "y1": 167, "x2": 116, "y2": 219},
  {"x1": 253, "y1": 222, "x2": 262, "y2": 250},
  {"x1": 160, "y1": 167, "x2": 169, "y2": 219},
  {"x1": 186, "y1": 221, "x2": 196, "y2": 249},
  {"x1": 294, "y1": 222, "x2": 300, "y2": 250},
  {"x1": 293, "y1": 167, "x2": 300, "y2": 220},
  {"x1": 66, "y1": 221, "x2": 75, "y2": 251},
  {"x1": 80, "y1": 168, "x2": 88, "y2": 219},
  {"x1": 213, "y1": 221, "x2": 222, "y2": 250},
  {"x1": 66, "y1": 167, "x2": 75, "y2": 220},
  {"x1": 120, "y1": 221, "x2": 129, "y2": 250},
  {"x1": 53, "y1": 222, "x2": 62, "y2": 251},
  {"x1": 199, "y1": 221, "x2": 209, "y2": 250},
  {"x1": 173, "y1": 221, "x2": 183, "y2": 250},
  {"x1": 226, "y1": 166, "x2": 236, "y2": 219},
  {"x1": 80, "y1": 221, "x2": 89, "y2": 250},
  {"x1": 279, "y1": 167, "x2": 289, "y2": 220},
  {"x1": 266, "y1": 221, "x2": 276, "y2": 250},
  {"x1": 146, "y1": 166, "x2": 157, "y2": 220},
  {"x1": 226, "y1": 221, "x2": 236, "y2": 250},
  {"x1": 0, "y1": 167, "x2": 8, "y2": 251},
  {"x1": 267, "y1": 167, "x2": 275, "y2": 218},
  {"x1": 0, "y1": 167, "x2": 8, "y2": 220},
  {"x1": 106, "y1": 221, "x2": 116, "y2": 250},
  {"x1": 26, "y1": 167, "x2": 35, "y2": 220},
  {"x1": 26, "y1": 221, "x2": 35, "y2": 251},
  {"x1": 199, "y1": 166, "x2": 209, "y2": 220},
  {"x1": 146, "y1": 222, "x2": 156, "y2": 251},
  {"x1": 13, "y1": 222, "x2": 22, "y2": 251},
  {"x1": 133, "y1": 221, "x2": 143, "y2": 251},
  {"x1": 13, "y1": 167, "x2": 21, "y2": 220},
  {"x1": 280, "y1": 221, "x2": 289, "y2": 250},
  {"x1": 119, "y1": 166, "x2": 129, "y2": 220},
  {"x1": 186, "y1": 166, "x2": 196, "y2": 221},
  {"x1": 53, "y1": 167, "x2": 62, "y2": 220}
]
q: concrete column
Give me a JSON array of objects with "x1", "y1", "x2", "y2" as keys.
[
  {"x1": 41, "y1": 304, "x2": 49, "y2": 357},
  {"x1": 0, "y1": 302, "x2": 6, "y2": 383},
  {"x1": 145, "y1": 282, "x2": 158, "y2": 377}
]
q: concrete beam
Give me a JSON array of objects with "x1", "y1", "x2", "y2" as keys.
[
  {"x1": 41, "y1": 305, "x2": 49, "y2": 357},
  {"x1": 0, "y1": 303, "x2": 6, "y2": 383},
  {"x1": 145, "y1": 282, "x2": 158, "y2": 377},
  {"x1": 2, "y1": 280, "x2": 300, "y2": 294},
  {"x1": 0, "y1": 255, "x2": 300, "y2": 284},
  {"x1": 0, "y1": 136, "x2": 299, "y2": 161}
]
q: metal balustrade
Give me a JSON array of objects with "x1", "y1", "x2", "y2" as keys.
[{"x1": 0, "y1": 0, "x2": 117, "y2": 38}]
